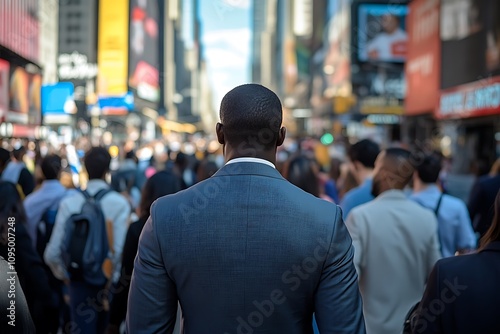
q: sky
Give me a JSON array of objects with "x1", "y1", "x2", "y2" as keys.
[{"x1": 199, "y1": 0, "x2": 252, "y2": 112}]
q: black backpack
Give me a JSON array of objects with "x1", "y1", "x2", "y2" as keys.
[{"x1": 62, "y1": 189, "x2": 111, "y2": 286}]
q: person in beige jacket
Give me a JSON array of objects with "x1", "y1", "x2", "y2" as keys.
[{"x1": 346, "y1": 148, "x2": 441, "y2": 334}]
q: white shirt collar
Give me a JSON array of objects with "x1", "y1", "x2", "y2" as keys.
[{"x1": 225, "y1": 157, "x2": 276, "y2": 169}]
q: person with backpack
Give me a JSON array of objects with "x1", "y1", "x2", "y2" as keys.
[
  {"x1": 44, "y1": 147, "x2": 131, "y2": 334},
  {"x1": 23, "y1": 154, "x2": 75, "y2": 333},
  {"x1": 411, "y1": 153, "x2": 477, "y2": 257}
]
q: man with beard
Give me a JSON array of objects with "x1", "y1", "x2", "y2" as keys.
[{"x1": 345, "y1": 148, "x2": 441, "y2": 334}]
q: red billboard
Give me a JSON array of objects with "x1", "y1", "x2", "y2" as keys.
[
  {"x1": 128, "y1": 0, "x2": 160, "y2": 103},
  {"x1": 0, "y1": 0, "x2": 40, "y2": 63},
  {"x1": 404, "y1": 0, "x2": 440, "y2": 115},
  {"x1": 436, "y1": 76, "x2": 500, "y2": 119}
]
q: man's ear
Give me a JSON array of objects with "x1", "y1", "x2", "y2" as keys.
[
  {"x1": 277, "y1": 127, "x2": 286, "y2": 147},
  {"x1": 216, "y1": 123, "x2": 225, "y2": 145}
]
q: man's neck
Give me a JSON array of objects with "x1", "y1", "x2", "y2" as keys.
[
  {"x1": 413, "y1": 182, "x2": 434, "y2": 193},
  {"x1": 224, "y1": 145, "x2": 276, "y2": 166},
  {"x1": 357, "y1": 169, "x2": 373, "y2": 184}
]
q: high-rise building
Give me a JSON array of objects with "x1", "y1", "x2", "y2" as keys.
[{"x1": 58, "y1": 0, "x2": 98, "y2": 125}]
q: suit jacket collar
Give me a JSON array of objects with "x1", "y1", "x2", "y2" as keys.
[
  {"x1": 481, "y1": 241, "x2": 500, "y2": 253},
  {"x1": 212, "y1": 161, "x2": 285, "y2": 181}
]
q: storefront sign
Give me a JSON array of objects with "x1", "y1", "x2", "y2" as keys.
[
  {"x1": 360, "y1": 96, "x2": 404, "y2": 115},
  {"x1": 437, "y1": 76, "x2": 500, "y2": 119},
  {"x1": 58, "y1": 52, "x2": 98, "y2": 80}
]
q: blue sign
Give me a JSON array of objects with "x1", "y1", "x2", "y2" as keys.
[
  {"x1": 41, "y1": 82, "x2": 75, "y2": 114},
  {"x1": 98, "y1": 92, "x2": 134, "y2": 111}
]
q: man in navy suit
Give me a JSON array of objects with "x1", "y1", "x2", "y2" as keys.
[{"x1": 127, "y1": 84, "x2": 365, "y2": 333}]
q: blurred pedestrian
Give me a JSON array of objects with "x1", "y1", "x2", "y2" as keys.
[
  {"x1": 0, "y1": 146, "x2": 35, "y2": 197},
  {"x1": 340, "y1": 139, "x2": 380, "y2": 219},
  {"x1": 324, "y1": 157, "x2": 342, "y2": 203},
  {"x1": 411, "y1": 154, "x2": 476, "y2": 257},
  {"x1": 412, "y1": 189, "x2": 500, "y2": 334},
  {"x1": 468, "y1": 159, "x2": 500, "y2": 237},
  {"x1": 346, "y1": 148, "x2": 441, "y2": 334},
  {"x1": 44, "y1": 147, "x2": 131, "y2": 334},
  {"x1": 111, "y1": 150, "x2": 141, "y2": 210},
  {"x1": 195, "y1": 158, "x2": 219, "y2": 182},
  {"x1": 107, "y1": 171, "x2": 181, "y2": 333},
  {"x1": 284, "y1": 155, "x2": 334, "y2": 202},
  {"x1": 23, "y1": 154, "x2": 74, "y2": 333},
  {"x1": 127, "y1": 84, "x2": 365, "y2": 333},
  {"x1": 0, "y1": 181, "x2": 54, "y2": 333},
  {"x1": 0, "y1": 256, "x2": 35, "y2": 333}
]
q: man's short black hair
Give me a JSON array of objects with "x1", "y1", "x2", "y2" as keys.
[
  {"x1": 41, "y1": 154, "x2": 62, "y2": 180},
  {"x1": 13, "y1": 146, "x2": 26, "y2": 161},
  {"x1": 348, "y1": 139, "x2": 380, "y2": 168},
  {"x1": 417, "y1": 154, "x2": 442, "y2": 184},
  {"x1": 84, "y1": 147, "x2": 111, "y2": 180},
  {"x1": 220, "y1": 84, "x2": 282, "y2": 149}
]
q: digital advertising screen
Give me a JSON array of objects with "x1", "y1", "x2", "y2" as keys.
[{"x1": 356, "y1": 3, "x2": 409, "y2": 63}]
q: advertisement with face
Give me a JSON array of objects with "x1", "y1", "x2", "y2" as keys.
[
  {"x1": 357, "y1": 4, "x2": 409, "y2": 63},
  {"x1": 129, "y1": 0, "x2": 160, "y2": 103},
  {"x1": 8, "y1": 65, "x2": 41, "y2": 125}
]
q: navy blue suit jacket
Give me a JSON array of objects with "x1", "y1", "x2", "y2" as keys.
[
  {"x1": 127, "y1": 162, "x2": 365, "y2": 333},
  {"x1": 413, "y1": 241, "x2": 500, "y2": 334},
  {"x1": 468, "y1": 175, "x2": 500, "y2": 236}
]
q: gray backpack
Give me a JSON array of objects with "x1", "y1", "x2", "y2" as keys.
[{"x1": 62, "y1": 189, "x2": 111, "y2": 286}]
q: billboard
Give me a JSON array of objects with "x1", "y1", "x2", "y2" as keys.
[
  {"x1": 441, "y1": 0, "x2": 500, "y2": 89},
  {"x1": 6, "y1": 64, "x2": 41, "y2": 125},
  {"x1": 97, "y1": 0, "x2": 129, "y2": 96},
  {"x1": 356, "y1": 3, "x2": 408, "y2": 63},
  {"x1": 128, "y1": 0, "x2": 160, "y2": 102},
  {"x1": 323, "y1": 0, "x2": 352, "y2": 98},
  {"x1": 0, "y1": 0, "x2": 39, "y2": 63},
  {"x1": 405, "y1": 0, "x2": 440, "y2": 115},
  {"x1": 0, "y1": 59, "x2": 8, "y2": 122},
  {"x1": 41, "y1": 82, "x2": 75, "y2": 114}
]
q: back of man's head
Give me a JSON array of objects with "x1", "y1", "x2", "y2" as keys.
[
  {"x1": 384, "y1": 147, "x2": 415, "y2": 187},
  {"x1": 12, "y1": 146, "x2": 26, "y2": 161},
  {"x1": 348, "y1": 139, "x2": 380, "y2": 169},
  {"x1": 416, "y1": 154, "x2": 442, "y2": 184},
  {"x1": 41, "y1": 154, "x2": 62, "y2": 180},
  {"x1": 84, "y1": 147, "x2": 111, "y2": 180},
  {"x1": 219, "y1": 84, "x2": 283, "y2": 150}
]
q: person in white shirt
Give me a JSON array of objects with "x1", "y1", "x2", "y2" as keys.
[
  {"x1": 367, "y1": 14, "x2": 407, "y2": 62},
  {"x1": 346, "y1": 148, "x2": 441, "y2": 334},
  {"x1": 44, "y1": 147, "x2": 130, "y2": 334}
]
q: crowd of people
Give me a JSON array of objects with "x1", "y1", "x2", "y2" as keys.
[{"x1": 0, "y1": 84, "x2": 499, "y2": 333}]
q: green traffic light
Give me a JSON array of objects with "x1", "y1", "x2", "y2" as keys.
[{"x1": 320, "y1": 133, "x2": 334, "y2": 145}]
